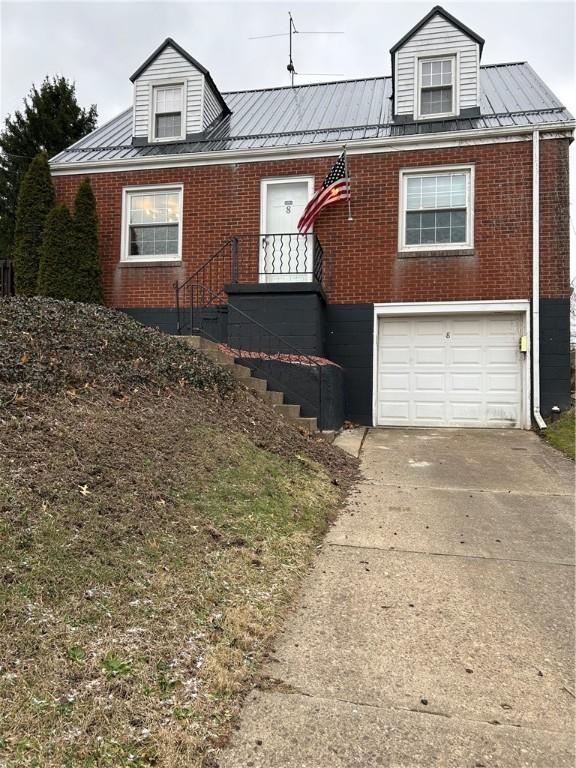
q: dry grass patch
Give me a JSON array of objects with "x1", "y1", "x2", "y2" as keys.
[{"x1": 0, "y1": 392, "x2": 348, "y2": 767}]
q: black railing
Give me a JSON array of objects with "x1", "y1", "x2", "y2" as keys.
[
  {"x1": 174, "y1": 233, "x2": 324, "y2": 312},
  {"x1": 176, "y1": 282, "x2": 324, "y2": 424},
  {"x1": 0, "y1": 260, "x2": 14, "y2": 297}
]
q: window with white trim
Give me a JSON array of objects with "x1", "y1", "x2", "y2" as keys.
[
  {"x1": 152, "y1": 84, "x2": 184, "y2": 140},
  {"x1": 123, "y1": 187, "x2": 182, "y2": 261},
  {"x1": 418, "y1": 57, "x2": 455, "y2": 117},
  {"x1": 400, "y1": 168, "x2": 472, "y2": 251}
]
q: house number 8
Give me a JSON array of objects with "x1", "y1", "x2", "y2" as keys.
[{"x1": 284, "y1": 200, "x2": 293, "y2": 214}]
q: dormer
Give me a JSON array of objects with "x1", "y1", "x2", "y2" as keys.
[
  {"x1": 130, "y1": 38, "x2": 230, "y2": 145},
  {"x1": 390, "y1": 6, "x2": 484, "y2": 122}
]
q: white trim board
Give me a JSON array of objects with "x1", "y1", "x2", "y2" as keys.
[
  {"x1": 50, "y1": 123, "x2": 575, "y2": 176},
  {"x1": 371, "y1": 300, "x2": 531, "y2": 429}
]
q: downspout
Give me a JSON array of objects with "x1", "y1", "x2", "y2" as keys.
[{"x1": 532, "y1": 129, "x2": 547, "y2": 429}]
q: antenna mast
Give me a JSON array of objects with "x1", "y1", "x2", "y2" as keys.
[{"x1": 287, "y1": 12, "x2": 297, "y2": 86}]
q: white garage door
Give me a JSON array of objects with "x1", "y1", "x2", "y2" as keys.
[{"x1": 377, "y1": 313, "x2": 525, "y2": 428}]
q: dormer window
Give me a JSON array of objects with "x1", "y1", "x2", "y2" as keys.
[
  {"x1": 152, "y1": 84, "x2": 185, "y2": 141},
  {"x1": 419, "y1": 57, "x2": 455, "y2": 117},
  {"x1": 390, "y1": 7, "x2": 484, "y2": 122},
  {"x1": 130, "y1": 38, "x2": 230, "y2": 146}
]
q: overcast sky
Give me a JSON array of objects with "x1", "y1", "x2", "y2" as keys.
[{"x1": 1, "y1": 0, "x2": 574, "y2": 271}]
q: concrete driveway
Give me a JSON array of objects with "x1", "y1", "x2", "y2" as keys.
[{"x1": 219, "y1": 429, "x2": 575, "y2": 768}]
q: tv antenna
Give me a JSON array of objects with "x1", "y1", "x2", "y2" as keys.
[{"x1": 249, "y1": 11, "x2": 344, "y2": 86}]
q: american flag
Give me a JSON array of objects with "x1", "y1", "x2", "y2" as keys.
[{"x1": 298, "y1": 152, "x2": 350, "y2": 233}]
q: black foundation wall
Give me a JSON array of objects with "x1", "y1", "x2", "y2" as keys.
[
  {"x1": 539, "y1": 298, "x2": 571, "y2": 415},
  {"x1": 225, "y1": 284, "x2": 326, "y2": 356},
  {"x1": 121, "y1": 306, "x2": 228, "y2": 342},
  {"x1": 238, "y1": 358, "x2": 344, "y2": 430},
  {"x1": 325, "y1": 304, "x2": 374, "y2": 426}
]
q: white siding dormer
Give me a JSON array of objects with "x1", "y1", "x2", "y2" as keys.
[
  {"x1": 131, "y1": 38, "x2": 230, "y2": 143},
  {"x1": 391, "y1": 7, "x2": 483, "y2": 120}
]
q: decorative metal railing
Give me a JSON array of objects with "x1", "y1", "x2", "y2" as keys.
[
  {"x1": 0, "y1": 260, "x2": 14, "y2": 297},
  {"x1": 175, "y1": 281, "x2": 325, "y2": 424},
  {"x1": 174, "y1": 233, "x2": 324, "y2": 312}
]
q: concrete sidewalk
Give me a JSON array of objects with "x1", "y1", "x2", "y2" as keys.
[{"x1": 219, "y1": 429, "x2": 575, "y2": 768}]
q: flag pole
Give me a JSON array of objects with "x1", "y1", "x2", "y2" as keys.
[{"x1": 343, "y1": 144, "x2": 353, "y2": 221}]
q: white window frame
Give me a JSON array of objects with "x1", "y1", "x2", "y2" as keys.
[
  {"x1": 149, "y1": 81, "x2": 186, "y2": 143},
  {"x1": 121, "y1": 184, "x2": 184, "y2": 263},
  {"x1": 415, "y1": 52, "x2": 459, "y2": 120},
  {"x1": 398, "y1": 164, "x2": 474, "y2": 253}
]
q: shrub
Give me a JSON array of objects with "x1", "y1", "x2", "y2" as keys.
[
  {"x1": 12, "y1": 153, "x2": 55, "y2": 295},
  {"x1": 72, "y1": 178, "x2": 103, "y2": 303},
  {"x1": 37, "y1": 205, "x2": 76, "y2": 299}
]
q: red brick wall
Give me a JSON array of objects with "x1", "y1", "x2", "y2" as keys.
[{"x1": 52, "y1": 137, "x2": 570, "y2": 308}]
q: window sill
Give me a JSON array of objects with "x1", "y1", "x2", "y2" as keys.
[
  {"x1": 397, "y1": 249, "x2": 475, "y2": 259},
  {"x1": 119, "y1": 260, "x2": 183, "y2": 268}
]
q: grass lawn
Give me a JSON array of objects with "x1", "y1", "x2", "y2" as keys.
[
  {"x1": 543, "y1": 408, "x2": 575, "y2": 459},
  {"x1": 0, "y1": 400, "x2": 344, "y2": 767}
]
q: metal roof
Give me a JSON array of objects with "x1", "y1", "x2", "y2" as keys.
[{"x1": 51, "y1": 63, "x2": 574, "y2": 167}]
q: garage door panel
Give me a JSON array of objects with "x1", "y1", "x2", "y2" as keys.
[
  {"x1": 378, "y1": 401, "x2": 410, "y2": 422},
  {"x1": 379, "y1": 373, "x2": 410, "y2": 391},
  {"x1": 377, "y1": 313, "x2": 524, "y2": 428},
  {"x1": 450, "y1": 346, "x2": 482, "y2": 365},
  {"x1": 414, "y1": 373, "x2": 445, "y2": 391},
  {"x1": 449, "y1": 402, "x2": 483, "y2": 422},
  {"x1": 415, "y1": 346, "x2": 445, "y2": 365},
  {"x1": 380, "y1": 346, "x2": 411, "y2": 364},
  {"x1": 486, "y1": 347, "x2": 518, "y2": 365},
  {"x1": 415, "y1": 319, "x2": 445, "y2": 335},
  {"x1": 414, "y1": 402, "x2": 446, "y2": 422},
  {"x1": 487, "y1": 373, "x2": 519, "y2": 394}
]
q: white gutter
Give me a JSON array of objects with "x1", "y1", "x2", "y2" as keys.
[
  {"x1": 532, "y1": 128, "x2": 546, "y2": 430},
  {"x1": 49, "y1": 120, "x2": 576, "y2": 176}
]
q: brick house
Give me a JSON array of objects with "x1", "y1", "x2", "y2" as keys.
[{"x1": 51, "y1": 5, "x2": 574, "y2": 430}]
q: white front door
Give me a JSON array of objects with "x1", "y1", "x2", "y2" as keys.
[
  {"x1": 377, "y1": 313, "x2": 525, "y2": 428},
  {"x1": 260, "y1": 178, "x2": 314, "y2": 283}
]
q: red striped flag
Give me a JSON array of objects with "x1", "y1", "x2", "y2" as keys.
[{"x1": 298, "y1": 152, "x2": 350, "y2": 233}]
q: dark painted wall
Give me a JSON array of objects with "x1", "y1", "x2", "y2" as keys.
[
  {"x1": 226, "y1": 285, "x2": 325, "y2": 356},
  {"x1": 325, "y1": 304, "x2": 374, "y2": 425},
  {"x1": 239, "y1": 358, "x2": 344, "y2": 430},
  {"x1": 122, "y1": 307, "x2": 178, "y2": 334},
  {"x1": 539, "y1": 298, "x2": 571, "y2": 415},
  {"x1": 122, "y1": 306, "x2": 228, "y2": 342}
]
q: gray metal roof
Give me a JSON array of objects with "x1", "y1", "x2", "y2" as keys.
[{"x1": 51, "y1": 63, "x2": 574, "y2": 167}]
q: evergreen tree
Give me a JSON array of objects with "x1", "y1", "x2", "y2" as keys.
[
  {"x1": 0, "y1": 77, "x2": 97, "y2": 259},
  {"x1": 72, "y1": 178, "x2": 103, "y2": 303},
  {"x1": 12, "y1": 152, "x2": 55, "y2": 296},
  {"x1": 37, "y1": 204, "x2": 76, "y2": 300}
]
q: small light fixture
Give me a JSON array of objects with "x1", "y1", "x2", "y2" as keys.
[{"x1": 551, "y1": 405, "x2": 561, "y2": 422}]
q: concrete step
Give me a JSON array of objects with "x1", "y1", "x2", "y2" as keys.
[
  {"x1": 199, "y1": 337, "x2": 223, "y2": 353},
  {"x1": 225, "y1": 363, "x2": 252, "y2": 380},
  {"x1": 295, "y1": 417, "x2": 318, "y2": 434},
  {"x1": 273, "y1": 403, "x2": 301, "y2": 420},
  {"x1": 258, "y1": 389, "x2": 284, "y2": 405},
  {"x1": 204, "y1": 348, "x2": 235, "y2": 366},
  {"x1": 245, "y1": 377, "x2": 267, "y2": 393}
]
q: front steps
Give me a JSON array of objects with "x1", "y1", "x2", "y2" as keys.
[{"x1": 175, "y1": 335, "x2": 318, "y2": 434}]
